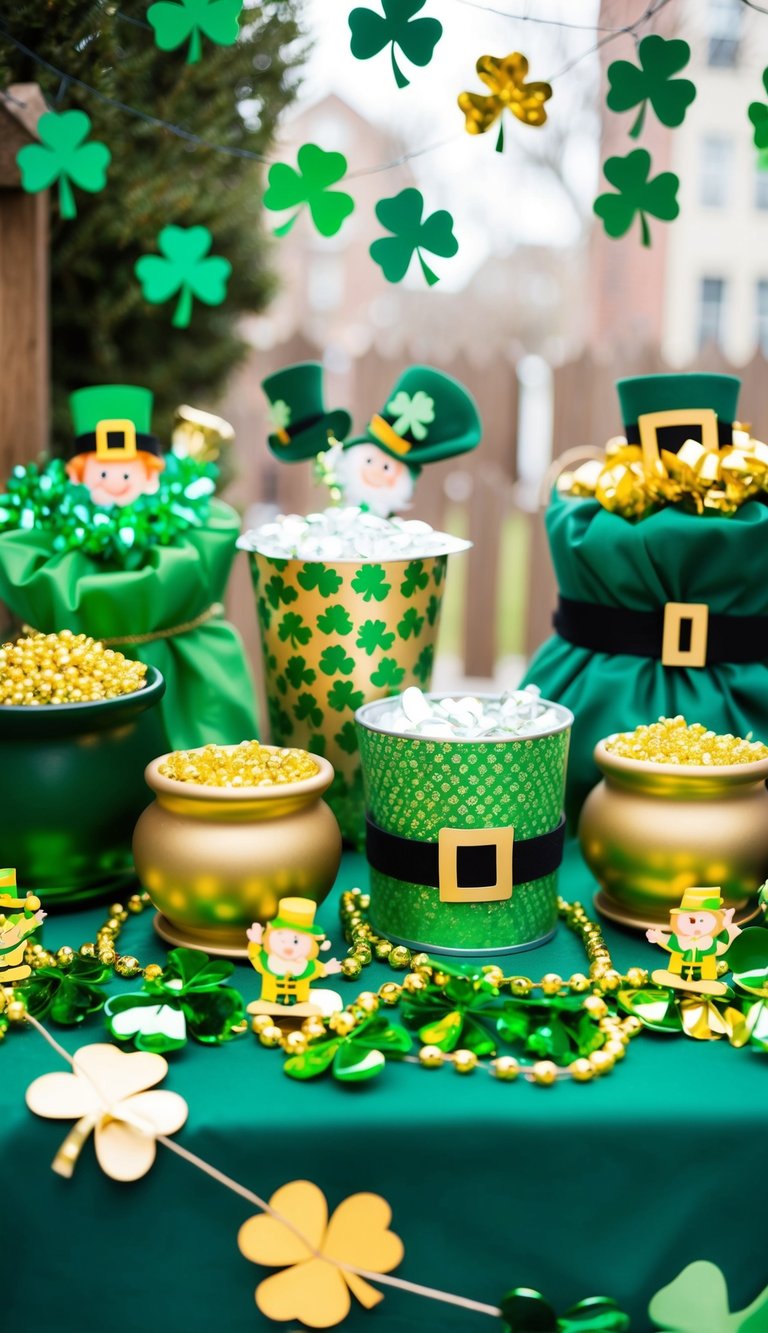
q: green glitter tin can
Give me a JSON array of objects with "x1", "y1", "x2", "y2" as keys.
[{"x1": 356, "y1": 695, "x2": 573, "y2": 955}]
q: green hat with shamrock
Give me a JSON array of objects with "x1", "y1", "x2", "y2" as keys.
[
  {"x1": 69, "y1": 385, "x2": 163, "y2": 462},
  {"x1": 345, "y1": 366, "x2": 482, "y2": 472},
  {"x1": 616, "y1": 373, "x2": 741, "y2": 455},
  {"x1": 262, "y1": 362, "x2": 352, "y2": 462}
]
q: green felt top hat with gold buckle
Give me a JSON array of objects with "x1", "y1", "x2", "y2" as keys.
[
  {"x1": 346, "y1": 366, "x2": 482, "y2": 472},
  {"x1": 262, "y1": 362, "x2": 352, "y2": 462},
  {"x1": 69, "y1": 385, "x2": 163, "y2": 463},
  {"x1": 268, "y1": 896, "x2": 325, "y2": 936},
  {"x1": 616, "y1": 373, "x2": 741, "y2": 469}
]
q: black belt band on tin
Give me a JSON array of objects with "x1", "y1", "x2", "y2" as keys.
[
  {"x1": 624, "y1": 419, "x2": 733, "y2": 451},
  {"x1": 553, "y1": 597, "x2": 768, "y2": 665},
  {"x1": 365, "y1": 813, "x2": 567, "y2": 890}
]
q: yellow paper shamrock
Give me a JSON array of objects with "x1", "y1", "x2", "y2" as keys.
[
  {"x1": 458, "y1": 52, "x2": 552, "y2": 151},
  {"x1": 26, "y1": 1042, "x2": 188, "y2": 1181},
  {"x1": 238, "y1": 1179, "x2": 404, "y2": 1328}
]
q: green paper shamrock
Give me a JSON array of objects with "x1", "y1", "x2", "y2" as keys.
[
  {"x1": 135, "y1": 225, "x2": 231, "y2": 328},
  {"x1": 371, "y1": 188, "x2": 458, "y2": 286},
  {"x1": 316, "y1": 604, "x2": 353, "y2": 635},
  {"x1": 278, "y1": 612, "x2": 312, "y2": 647},
  {"x1": 284, "y1": 1012, "x2": 412, "y2": 1083},
  {"x1": 105, "y1": 947, "x2": 245, "y2": 1054},
  {"x1": 370, "y1": 656, "x2": 405, "y2": 688},
  {"x1": 401, "y1": 559, "x2": 429, "y2": 596},
  {"x1": 501, "y1": 1289, "x2": 629, "y2": 1333},
  {"x1": 401, "y1": 963, "x2": 500, "y2": 1057},
  {"x1": 294, "y1": 693, "x2": 323, "y2": 727},
  {"x1": 285, "y1": 655, "x2": 316, "y2": 689},
  {"x1": 386, "y1": 389, "x2": 435, "y2": 439},
  {"x1": 21, "y1": 956, "x2": 111, "y2": 1026},
  {"x1": 593, "y1": 149, "x2": 679, "y2": 248},
  {"x1": 327, "y1": 680, "x2": 365, "y2": 712},
  {"x1": 319, "y1": 644, "x2": 355, "y2": 676},
  {"x1": 606, "y1": 35, "x2": 696, "y2": 139},
  {"x1": 16, "y1": 109, "x2": 111, "y2": 221},
  {"x1": 349, "y1": 0, "x2": 442, "y2": 89},
  {"x1": 649, "y1": 1260, "x2": 768, "y2": 1333},
  {"x1": 356, "y1": 619, "x2": 396, "y2": 654},
  {"x1": 297, "y1": 562, "x2": 343, "y2": 596},
  {"x1": 351, "y1": 565, "x2": 391, "y2": 602},
  {"x1": 335, "y1": 721, "x2": 359, "y2": 754},
  {"x1": 748, "y1": 70, "x2": 768, "y2": 150},
  {"x1": 263, "y1": 144, "x2": 355, "y2": 238},
  {"x1": 147, "y1": 0, "x2": 243, "y2": 63}
]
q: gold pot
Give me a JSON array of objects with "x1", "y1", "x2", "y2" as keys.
[
  {"x1": 578, "y1": 739, "x2": 768, "y2": 928},
  {"x1": 133, "y1": 746, "x2": 342, "y2": 957}
]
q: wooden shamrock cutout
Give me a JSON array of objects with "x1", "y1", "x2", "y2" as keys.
[
  {"x1": 104, "y1": 946, "x2": 246, "y2": 1053},
  {"x1": 607, "y1": 35, "x2": 696, "y2": 139},
  {"x1": 135, "y1": 225, "x2": 231, "y2": 327},
  {"x1": 238, "y1": 1179, "x2": 404, "y2": 1327},
  {"x1": 748, "y1": 69, "x2": 768, "y2": 151},
  {"x1": 458, "y1": 52, "x2": 552, "y2": 152},
  {"x1": 263, "y1": 144, "x2": 355, "y2": 238},
  {"x1": 349, "y1": 0, "x2": 442, "y2": 90},
  {"x1": 593, "y1": 148, "x2": 679, "y2": 247},
  {"x1": 649, "y1": 1260, "x2": 768, "y2": 1333},
  {"x1": 370, "y1": 188, "x2": 457, "y2": 286},
  {"x1": 16, "y1": 109, "x2": 111, "y2": 220},
  {"x1": 147, "y1": 0, "x2": 243, "y2": 63}
]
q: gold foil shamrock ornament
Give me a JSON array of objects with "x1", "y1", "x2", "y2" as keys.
[
  {"x1": 26, "y1": 1042, "x2": 188, "y2": 1181},
  {"x1": 458, "y1": 53, "x2": 553, "y2": 152},
  {"x1": 238, "y1": 1179, "x2": 404, "y2": 1328}
]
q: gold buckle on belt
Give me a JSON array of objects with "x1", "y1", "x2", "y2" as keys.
[
  {"x1": 662, "y1": 602, "x2": 709, "y2": 668},
  {"x1": 638, "y1": 408, "x2": 719, "y2": 474},
  {"x1": 437, "y1": 826, "x2": 514, "y2": 903},
  {"x1": 95, "y1": 418, "x2": 138, "y2": 461}
]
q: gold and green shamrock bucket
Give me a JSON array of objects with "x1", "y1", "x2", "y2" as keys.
[{"x1": 356, "y1": 695, "x2": 573, "y2": 955}]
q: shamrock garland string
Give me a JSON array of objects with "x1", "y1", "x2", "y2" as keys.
[
  {"x1": 263, "y1": 144, "x2": 355, "y2": 238},
  {"x1": 16, "y1": 109, "x2": 111, "y2": 220},
  {"x1": 349, "y1": 0, "x2": 443, "y2": 90},
  {"x1": 370, "y1": 188, "x2": 458, "y2": 286},
  {"x1": 135, "y1": 225, "x2": 232, "y2": 327},
  {"x1": 147, "y1": 0, "x2": 244, "y2": 64}
]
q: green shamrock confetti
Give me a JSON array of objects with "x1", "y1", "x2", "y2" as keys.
[
  {"x1": 501, "y1": 1290, "x2": 629, "y2": 1333},
  {"x1": 297, "y1": 562, "x2": 344, "y2": 596},
  {"x1": 370, "y1": 188, "x2": 458, "y2": 286},
  {"x1": 351, "y1": 565, "x2": 391, "y2": 602},
  {"x1": 400, "y1": 559, "x2": 429, "y2": 596},
  {"x1": 135, "y1": 225, "x2": 232, "y2": 327},
  {"x1": 348, "y1": 0, "x2": 442, "y2": 90},
  {"x1": 400, "y1": 963, "x2": 500, "y2": 1057},
  {"x1": 356, "y1": 619, "x2": 396, "y2": 654},
  {"x1": 285, "y1": 655, "x2": 316, "y2": 689},
  {"x1": 263, "y1": 143, "x2": 355, "y2": 238},
  {"x1": 105, "y1": 947, "x2": 245, "y2": 1054},
  {"x1": 294, "y1": 693, "x2": 323, "y2": 727},
  {"x1": 21, "y1": 955, "x2": 111, "y2": 1026},
  {"x1": 748, "y1": 69, "x2": 768, "y2": 151},
  {"x1": 16, "y1": 109, "x2": 111, "y2": 221},
  {"x1": 606, "y1": 35, "x2": 696, "y2": 139},
  {"x1": 319, "y1": 644, "x2": 355, "y2": 676},
  {"x1": 316, "y1": 604, "x2": 354, "y2": 635},
  {"x1": 327, "y1": 680, "x2": 365, "y2": 712},
  {"x1": 284, "y1": 1011, "x2": 412, "y2": 1083},
  {"x1": 278, "y1": 612, "x2": 311, "y2": 647},
  {"x1": 147, "y1": 0, "x2": 243, "y2": 63},
  {"x1": 593, "y1": 149, "x2": 679, "y2": 247},
  {"x1": 370, "y1": 656, "x2": 406, "y2": 688},
  {"x1": 386, "y1": 389, "x2": 435, "y2": 439},
  {"x1": 649, "y1": 1261, "x2": 768, "y2": 1333},
  {"x1": 335, "y1": 721, "x2": 359, "y2": 754}
]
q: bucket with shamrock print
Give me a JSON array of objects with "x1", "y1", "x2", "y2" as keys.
[
  {"x1": 356, "y1": 695, "x2": 572, "y2": 955},
  {"x1": 247, "y1": 552, "x2": 454, "y2": 845}
]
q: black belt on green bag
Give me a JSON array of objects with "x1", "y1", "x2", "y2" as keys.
[{"x1": 553, "y1": 596, "x2": 768, "y2": 668}]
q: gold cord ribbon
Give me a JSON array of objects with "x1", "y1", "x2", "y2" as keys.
[{"x1": 21, "y1": 601, "x2": 224, "y2": 647}]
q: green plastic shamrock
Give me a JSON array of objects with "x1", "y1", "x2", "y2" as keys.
[
  {"x1": 593, "y1": 149, "x2": 679, "y2": 248},
  {"x1": 105, "y1": 947, "x2": 245, "y2": 1054},
  {"x1": 284, "y1": 1011, "x2": 412, "y2": 1083},
  {"x1": 16, "y1": 109, "x2": 111, "y2": 221},
  {"x1": 371, "y1": 188, "x2": 458, "y2": 286},
  {"x1": 21, "y1": 955, "x2": 111, "y2": 1026},
  {"x1": 147, "y1": 0, "x2": 243, "y2": 63},
  {"x1": 263, "y1": 144, "x2": 355, "y2": 238},
  {"x1": 135, "y1": 225, "x2": 231, "y2": 328},
  {"x1": 722, "y1": 928, "x2": 768, "y2": 1050},
  {"x1": 606, "y1": 35, "x2": 696, "y2": 139},
  {"x1": 297, "y1": 562, "x2": 343, "y2": 596},
  {"x1": 316, "y1": 604, "x2": 354, "y2": 636},
  {"x1": 386, "y1": 389, "x2": 435, "y2": 440},
  {"x1": 400, "y1": 963, "x2": 500, "y2": 1057},
  {"x1": 351, "y1": 565, "x2": 391, "y2": 602},
  {"x1": 649, "y1": 1260, "x2": 768, "y2": 1333},
  {"x1": 349, "y1": 0, "x2": 442, "y2": 89},
  {"x1": 501, "y1": 1289, "x2": 629, "y2": 1333},
  {"x1": 356, "y1": 619, "x2": 396, "y2": 654},
  {"x1": 498, "y1": 993, "x2": 605, "y2": 1065}
]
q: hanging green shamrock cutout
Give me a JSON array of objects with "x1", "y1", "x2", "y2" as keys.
[
  {"x1": 593, "y1": 149, "x2": 679, "y2": 247},
  {"x1": 147, "y1": 0, "x2": 243, "y2": 63},
  {"x1": 263, "y1": 144, "x2": 355, "y2": 238},
  {"x1": 606, "y1": 35, "x2": 696, "y2": 139},
  {"x1": 135, "y1": 225, "x2": 231, "y2": 327},
  {"x1": 501, "y1": 1289, "x2": 629, "y2": 1333},
  {"x1": 16, "y1": 109, "x2": 111, "y2": 221},
  {"x1": 370, "y1": 188, "x2": 458, "y2": 286},
  {"x1": 20, "y1": 955, "x2": 111, "y2": 1026},
  {"x1": 284, "y1": 1011, "x2": 412, "y2": 1083},
  {"x1": 748, "y1": 70, "x2": 768, "y2": 151},
  {"x1": 649, "y1": 1261, "x2": 768, "y2": 1333},
  {"x1": 348, "y1": 0, "x2": 442, "y2": 90},
  {"x1": 104, "y1": 947, "x2": 245, "y2": 1053}
]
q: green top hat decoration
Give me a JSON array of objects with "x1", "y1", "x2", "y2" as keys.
[
  {"x1": 262, "y1": 362, "x2": 352, "y2": 463},
  {"x1": 346, "y1": 365, "x2": 482, "y2": 472},
  {"x1": 616, "y1": 373, "x2": 741, "y2": 455},
  {"x1": 69, "y1": 384, "x2": 162, "y2": 461}
]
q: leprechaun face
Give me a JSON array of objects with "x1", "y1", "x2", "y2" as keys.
[
  {"x1": 268, "y1": 928, "x2": 315, "y2": 963},
  {"x1": 335, "y1": 444, "x2": 414, "y2": 518},
  {"x1": 71, "y1": 455, "x2": 162, "y2": 507},
  {"x1": 673, "y1": 910, "x2": 720, "y2": 940}
]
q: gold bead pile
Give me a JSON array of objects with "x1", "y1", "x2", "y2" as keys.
[
  {"x1": 0, "y1": 630, "x2": 147, "y2": 705},
  {"x1": 159, "y1": 741, "x2": 319, "y2": 787},
  {"x1": 605, "y1": 715, "x2": 768, "y2": 766}
]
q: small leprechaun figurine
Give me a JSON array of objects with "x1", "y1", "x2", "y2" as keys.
[
  {"x1": 66, "y1": 385, "x2": 165, "y2": 507},
  {"x1": 0, "y1": 868, "x2": 46, "y2": 986},
  {"x1": 647, "y1": 886, "x2": 741, "y2": 996},
  {"x1": 262, "y1": 362, "x2": 352, "y2": 465},
  {"x1": 246, "y1": 897, "x2": 343, "y2": 1016}
]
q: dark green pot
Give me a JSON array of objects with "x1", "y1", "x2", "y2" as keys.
[{"x1": 0, "y1": 666, "x2": 166, "y2": 906}]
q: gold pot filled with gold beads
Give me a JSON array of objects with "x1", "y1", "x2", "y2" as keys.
[
  {"x1": 133, "y1": 741, "x2": 342, "y2": 957},
  {"x1": 579, "y1": 717, "x2": 768, "y2": 928}
]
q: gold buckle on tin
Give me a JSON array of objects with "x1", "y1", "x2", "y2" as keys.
[
  {"x1": 95, "y1": 418, "x2": 138, "y2": 461},
  {"x1": 437, "y1": 826, "x2": 514, "y2": 903},
  {"x1": 662, "y1": 602, "x2": 709, "y2": 668},
  {"x1": 638, "y1": 408, "x2": 719, "y2": 474}
]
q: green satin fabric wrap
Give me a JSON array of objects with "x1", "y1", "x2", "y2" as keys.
[
  {"x1": 522, "y1": 492, "x2": 768, "y2": 821},
  {"x1": 0, "y1": 499, "x2": 258, "y2": 750}
]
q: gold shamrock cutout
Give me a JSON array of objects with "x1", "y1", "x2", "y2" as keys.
[
  {"x1": 459, "y1": 52, "x2": 552, "y2": 151},
  {"x1": 26, "y1": 1042, "x2": 188, "y2": 1181},
  {"x1": 238, "y1": 1179, "x2": 404, "y2": 1328}
]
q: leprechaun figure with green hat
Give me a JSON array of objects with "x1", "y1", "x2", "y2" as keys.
[
  {"x1": 0, "y1": 868, "x2": 46, "y2": 986},
  {"x1": 647, "y1": 886, "x2": 741, "y2": 996},
  {"x1": 246, "y1": 897, "x2": 342, "y2": 1011},
  {"x1": 67, "y1": 385, "x2": 165, "y2": 508}
]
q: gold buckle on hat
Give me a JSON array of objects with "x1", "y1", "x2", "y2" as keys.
[
  {"x1": 638, "y1": 408, "x2": 719, "y2": 474},
  {"x1": 368, "y1": 414, "x2": 412, "y2": 456},
  {"x1": 95, "y1": 419, "x2": 138, "y2": 461},
  {"x1": 662, "y1": 602, "x2": 709, "y2": 668},
  {"x1": 438, "y1": 826, "x2": 514, "y2": 903}
]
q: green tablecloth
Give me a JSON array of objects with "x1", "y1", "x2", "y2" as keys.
[{"x1": 4, "y1": 842, "x2": 766, "y2": 1332}]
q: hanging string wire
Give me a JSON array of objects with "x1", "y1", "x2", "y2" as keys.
[{"x1": 545, "y1": 0, "x2": 674, "y2": 82}]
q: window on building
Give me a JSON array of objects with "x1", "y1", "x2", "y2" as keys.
[
  {"x1": 699, "y1": 135, "x2": 732, "y2": 207},
  {"x1": 707, "y1": 0, "x2": 743, "y2": 67},
  {"x1": 756, "y1": 281, "x2": 768, "y2": 352},
  {"x1": 756, "y1": 168, "x2": 768, "y2": 210},
  {"x1": 698, "y1": 277, "x2": 726, "y2": 348}
]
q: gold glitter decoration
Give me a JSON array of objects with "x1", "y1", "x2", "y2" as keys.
[
  {"x1": 158, "y1": 741, "x2": 319, "y2": 788},
  {"x1": 0, "y1": 631, "x2": 147, "y2": 706},
  {"x1": 604, "y1": 715, "x2": 768, "y2": 766}
]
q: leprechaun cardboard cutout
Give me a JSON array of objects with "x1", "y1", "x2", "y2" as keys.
[
  {"x1": 0, "y1": 868, "x2": 46, "y2": 986},
  {"x1": 647, "y1": 886, "x2": 741, "y2": 996},
  {"x1": 246, "y1": 896, "x2": 343, "y2": 1018},
  {"x1": 67, "y1": 385, "x2": 165, "y2": 507}
]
